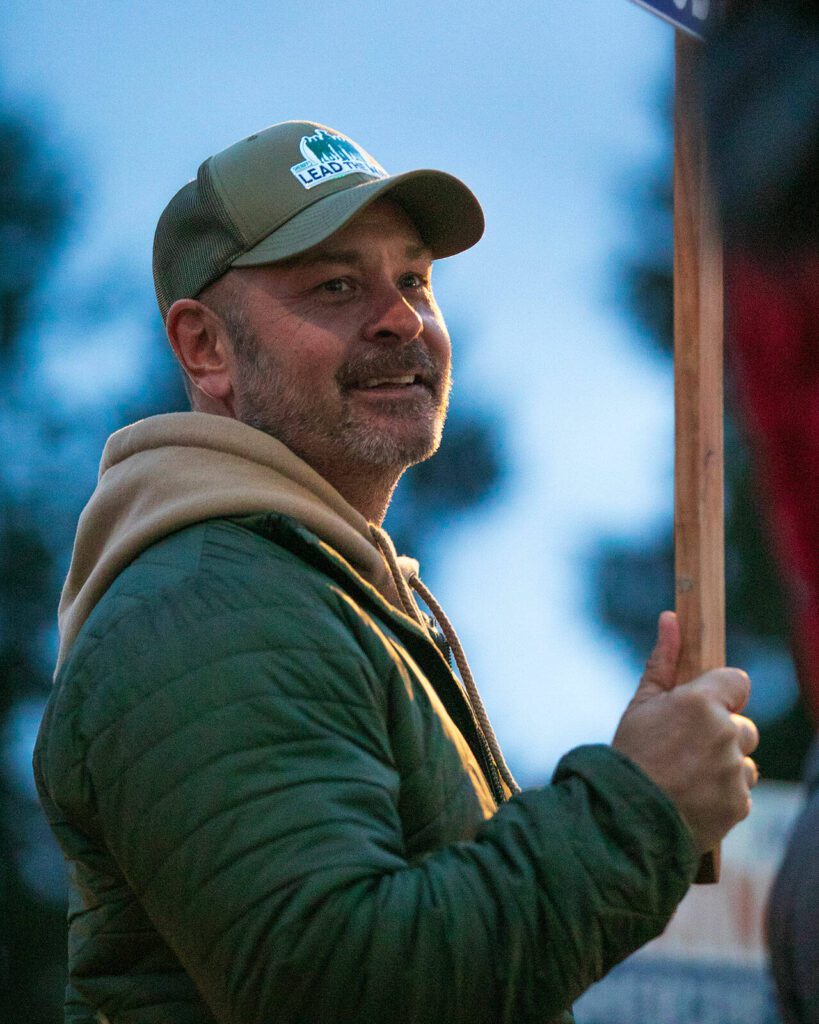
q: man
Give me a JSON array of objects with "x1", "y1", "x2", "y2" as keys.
[{"x1": 34, "y1": 120, "x2": 759, "y2": 1024}]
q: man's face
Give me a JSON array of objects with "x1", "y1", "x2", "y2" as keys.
[{"x1": 221, "y1": 198, "x2": 451, "y2": 484}]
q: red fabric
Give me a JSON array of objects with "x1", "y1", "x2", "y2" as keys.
[{"x1": 727, "y1": 252, "x2": 819, "y2": 722}]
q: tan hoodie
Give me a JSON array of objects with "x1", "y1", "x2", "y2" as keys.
[{"x1": 56, "y1": 411, "x2": 422, "y2": 674}]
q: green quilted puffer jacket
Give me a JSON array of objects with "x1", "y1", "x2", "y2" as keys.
[
  {"x1": 35, "y1": 413, "x2": 697, "y2": 1022},
  {"x1": 35, "y1": 509, "x2": 697, "y2": 1024}
]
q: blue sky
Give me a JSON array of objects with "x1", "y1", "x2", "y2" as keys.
[{"x1": 4, "y1": 0, "x2": 677, "y2": 779}]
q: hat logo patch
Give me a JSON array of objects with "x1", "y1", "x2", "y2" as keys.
[{"x1": 290, "y1": 129, "x2": 386, "y2": 190}]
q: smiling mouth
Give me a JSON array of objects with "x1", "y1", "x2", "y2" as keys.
[
  {"x1": 357, "y1": 374, "x2": 422, "y2": 390},
  {"x1": 339, "y1": 340, "x2": 439, "y2": 396},
  {"x1": 344, "y1": 372, "x2": 437, "y2": 396}
]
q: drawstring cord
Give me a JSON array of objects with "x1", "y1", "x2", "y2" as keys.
[
  {"x1": 368, "y1": 524, "x2": 426, "y2": 626},
  {"x1": 369, "y1": 524, "x2": 520, "y2": 799},
  {"x1": 408, "y1": 573, "x2": 520, "y2": 797}
]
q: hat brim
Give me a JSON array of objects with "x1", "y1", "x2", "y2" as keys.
[{"x1": 230, "y1": 169, "x2": 484, "y2": 268}]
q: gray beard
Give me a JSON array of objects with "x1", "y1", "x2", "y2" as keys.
[
  {"x1": 233, "y1": 328, "x2": 450, "y2": 473},
  {"x1": 240, "y1": 381, "x2": 447, "y2": 470}
]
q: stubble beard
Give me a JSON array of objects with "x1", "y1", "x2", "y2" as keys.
[{"x1": 230, "y1": 314, "x2": 450, "y2": 474}]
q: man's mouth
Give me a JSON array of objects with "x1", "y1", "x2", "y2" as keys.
[
  {"x1": 343, "y1": 368, "x2": 437, "y2": 396},
  {"x1": 338, "y1": 343, "x2": 440, "y2": 398},
  {"x1": 357, "y1": 374, "x2": 423, "y2": 390}
]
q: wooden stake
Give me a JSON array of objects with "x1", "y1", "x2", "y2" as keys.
[{"x1": 673, "y1": 32, "x2": 725, "y2": 884}]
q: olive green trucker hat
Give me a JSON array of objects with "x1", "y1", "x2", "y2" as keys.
[{"x1": 153, "y1": 120, "x2": 485, "y2": 320}]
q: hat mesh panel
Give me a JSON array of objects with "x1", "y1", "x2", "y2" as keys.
[{"x1": 153, "y1": 161, "x2": 246, "y2": 319}]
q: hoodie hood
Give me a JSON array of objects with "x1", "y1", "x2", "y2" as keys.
[{"x1": 56, "y1": 411, "x2": 420, "y2": 674}]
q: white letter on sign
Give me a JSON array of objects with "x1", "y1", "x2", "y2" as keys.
[{"x1": 673, "y1": 0, "x2": 710, "y2": 16}]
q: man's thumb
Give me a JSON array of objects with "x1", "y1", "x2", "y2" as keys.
[{"x1": 637, "y1": 611, "x2": 681, "y2": 695}]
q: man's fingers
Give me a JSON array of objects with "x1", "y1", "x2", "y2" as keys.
[
  {"x1": 731, "y1": 713, "x2": 760, "y2": 756},
  {"x1": 696, "y1": 667, "x2": 751, "y2": 713},
  {"x1": 638, "y1": 611, "x2": 681, "y2": 695},
  {"x1": 614, "y1": 651, "x2": 760, "y2": 853}
]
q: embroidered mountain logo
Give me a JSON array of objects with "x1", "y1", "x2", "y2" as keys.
[{"x1": 290, "y1": 129, "x2": 386, "y2": 190}]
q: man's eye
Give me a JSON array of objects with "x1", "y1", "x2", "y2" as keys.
[
  {"x1": 400, "y1": 273, "x2": 428, "y2": 289},
  {"x1": 321, "y1": 278, "x2": 351, "y2": 293}
]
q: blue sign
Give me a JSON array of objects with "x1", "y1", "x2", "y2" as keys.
[{"x1": 628, "y1": 0, "x2": 713, "y2": 39}]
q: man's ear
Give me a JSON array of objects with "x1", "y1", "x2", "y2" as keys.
[{"x1": 165, "y1": 299, "x2": 235, "y2": 410}]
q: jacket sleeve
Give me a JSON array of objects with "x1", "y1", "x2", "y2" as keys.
[{"x1": 73, "y1": 582, "x2": 697, "y2": 1024}]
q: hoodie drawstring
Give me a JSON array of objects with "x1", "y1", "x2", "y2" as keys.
[
  {"x1": 369, "y1": 524, "x2": 520, "y2": 799},
  {"x1": 408, "y1": 573, "x2": 521, "y2": 798},
  {"x1": 368, "y1": 524, "x2": 426, "y2": 626}
]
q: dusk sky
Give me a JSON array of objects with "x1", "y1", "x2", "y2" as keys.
[{"x1": 5, "y1": 0, "x2": 679, "y2": 779}]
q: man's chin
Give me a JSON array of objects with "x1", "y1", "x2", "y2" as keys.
[{"x1": 338, "y1": 416, "x2": 444, "y2": 470}]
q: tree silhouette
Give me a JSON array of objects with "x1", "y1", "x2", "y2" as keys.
[
  {"x1": 589, "y1": 92, "x2": 813, "y2": 781},
  {"x1": 0, "y1": 99, "x2": 76, "y2": 1022},
  {"x1": 0, "y1": 95, "x2": 189, "y2": 1021}
]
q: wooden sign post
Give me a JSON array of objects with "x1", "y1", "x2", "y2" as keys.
[
  {"x1": 628, "y1": 1, "x2": 725, "y2": 882},
  {"x1": 673, "y1": 32, "x2": 725, "y2": 884}
]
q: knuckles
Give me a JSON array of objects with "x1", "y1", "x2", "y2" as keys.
[
  {"x1": 712, "y1": 667, "x2": 752, "y2": 710},
  {"x1": 667, "y1": 683, "x2": 725, "y2": 732},
  {"x1": 668, "y1": 683, "x2": 710, "y2": 718},
  {"x1": 731, "y1": 713, "x2": 760, "y2": 754},
  {"x1": 732, "y1": 790, "x2": 753, "y2": 826}
]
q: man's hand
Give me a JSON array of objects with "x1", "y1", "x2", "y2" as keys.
[{"x1": 612, "y1": 611, "x2": 760, "y2": 855}]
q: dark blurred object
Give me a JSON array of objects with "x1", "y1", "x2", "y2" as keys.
[
  {"x1": 704, "y1": 0, "x2": 819, "y2": 723},
  {"x1": 766, "y1": 737, "x2": 819, "y2": 1024},
  {"x1": 0, "y1": 103, "x2": 74, "y2": 1023},
  {"x1": 725, "y1": 252, "x2": 819, "y2": 724},
  {"x1": 704, "y1": 0, "x2": 819, "y2": 254},
  {"x1": 0, "y1": 112, "x2": 73, "y2": 358},
  {"x1": 704, "y1": 4, "x2": 819, "y2": 1022},
  {"x1": 704, "y1": 0, "x2": 819, "y2": 726}
]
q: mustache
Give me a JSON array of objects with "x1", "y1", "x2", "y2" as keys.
[{"x1": 336, "y1": 341, "x2": 441, "y2": 390}]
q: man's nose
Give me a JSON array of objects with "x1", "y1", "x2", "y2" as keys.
[{"x1": 361, "y1": 285, "x2": 424, "y2": 345}]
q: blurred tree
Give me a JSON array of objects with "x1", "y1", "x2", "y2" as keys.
[
  {"x1": 589, "y1": 100, "x2": 813, "y2": 781},
  {"x1": 0, "y1": 97, "x2": 189, "y2": 1021},
  {"x1": 0, "y1": 112, "x2": 72, "y2": 360},
  {"x1": 0, "y1": 94, "x2": 505, "y2": 1022},
  {"x1": 0, "y1": 101, "x2": 75, "y2": 1022}
]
